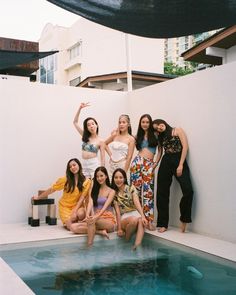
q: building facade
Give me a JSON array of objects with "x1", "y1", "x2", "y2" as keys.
[{"x1": 38, "y1": 18, "x2": 164, "y2": 89}]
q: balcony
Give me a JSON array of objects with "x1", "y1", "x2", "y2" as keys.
[{"x1": 64, "y1": 55, "x2": 82, "y2": 70}]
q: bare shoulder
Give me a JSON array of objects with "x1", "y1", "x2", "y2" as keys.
[
  {"x1": 128, "y1": 134, "x2": 135, "y2": 144},
  {"x1": 109, "y1": 188, "x2": 116, "y2": 195},
  {"x1": 175, "y1": 127, "x2": 185, "y2": 136}
]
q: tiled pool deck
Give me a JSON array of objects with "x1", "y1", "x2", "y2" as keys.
[{"x1": 1, "y1": 222, "x2": 236, "y2": 294}]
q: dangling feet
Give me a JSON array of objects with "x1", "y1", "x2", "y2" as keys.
[
  {"x1": 158, "y1": 227, "x2": 167, "y2": 233},
  {"x1": 180, "y1": 222, "x2": 187, "y2": 233},
  {"x1": 99, "y1": 229, "x2": 110, "y2": 239}
]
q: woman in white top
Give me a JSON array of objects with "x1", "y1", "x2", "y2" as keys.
[
  {"x1": 73, "y1": 102, "x2": 105, "y2": 178},
  {"x1": 105, "y1": 114, "x2": 135, "y2": 178}
]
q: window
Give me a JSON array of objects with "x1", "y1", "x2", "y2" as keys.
[
  {"x1": 39, "y1": 53, "x2": 57, "y2": 84},
  {"x1": 68, "y1": 42, "x2": 81, "y2": 60},
  {"x1": 69, "y1": 76, "x2": 81, "y2": 87}
]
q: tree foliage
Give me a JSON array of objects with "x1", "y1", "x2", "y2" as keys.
[{"x1": 164, "y1": 61, "x2": 196, "y2": 76}]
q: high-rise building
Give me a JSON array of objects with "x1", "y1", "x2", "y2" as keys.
[{"x1": 164, "y1": 31, "x2": 219, "y2": 68}]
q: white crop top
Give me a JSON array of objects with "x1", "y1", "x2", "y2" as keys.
[{"x1": 109, "y1": 141, "x2": 128, "y2": 162}]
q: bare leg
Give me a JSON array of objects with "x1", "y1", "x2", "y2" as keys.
[
  {"x1": 96, "y1": 218, "x2": 115, "y2": 233},
  {"x1": 77, "y1": 208, "x2": 86, "y2": 221},
  {"x1": 124, "y1": 218, "x2": 138, "y2": 241},
  {"x1": 70, "y1": 222, "x2": 88, "y2": 234},
  {"x1": 87, "y1": 223, "x2": 96, "y2": 247},
  {"x1": 158, "y1": 227, "x2": 167, "y2": 233},
  {"x1": 132, "y1": 218, "x2": 145, "y2": 250},
  {"x1": 180, "y1": 222, "x2": 187, "y2": 233},
  {"x1": 96, "y1": 229, "x2": 110, "y2": 239}
]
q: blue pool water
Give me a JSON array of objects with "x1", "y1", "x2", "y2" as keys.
[{"x1": 0, "y1": 236, "x2": 236, "y2": 295}]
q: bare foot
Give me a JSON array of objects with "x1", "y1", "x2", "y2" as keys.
[
  {"x1": 132, "y1": 244, "x2": 138, "y2": 251},
  {"x1": 147, "y1": 222, "x2": 156, "y2": 231},
  {"x1": 180, "y1": 222, "x2": 187, "y2": 233},
  {"x1": 101, "y1": 229, "x2": 110, "y2": 239},
  {"x1": 158, "y1": 227, "x2": 167, "y2": 233}
]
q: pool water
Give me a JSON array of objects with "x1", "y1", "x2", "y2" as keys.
[{"x1": 1, "y1": 236, "x2": 236, "y2": 295}]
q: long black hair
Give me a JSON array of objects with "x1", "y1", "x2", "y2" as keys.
[
  {"x1": 119, "y1": 114, "x2": 132, "y2": 135},
  {"x1": 82, "y1": 117, "x2": 99, "y2": 143},
  {"x1": 152, "y1": 119, "x2": 173, "y2": 146},
  {"x1": 65, "y1": 158, "x2": 86, "y2": 193},
  {"x1": 91, "y1": 166, "x2": 110, "y2": 206},
  {"x1": 111, "y1": 168, "x2": 128, "y2": 192},
  {"x1": 136, "y1": 114, "x2": 158, "y2": 150}
]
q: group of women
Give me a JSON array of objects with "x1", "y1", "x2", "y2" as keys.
[{"x1": 33, "y1": 102, "x2": 193, "y2": 249}]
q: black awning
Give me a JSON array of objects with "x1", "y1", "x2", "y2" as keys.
[
  {"x1": 47, "y1": 0, "x2": 236, "y2": 38},
  {"x1": 0, "y1": 50, "x2": 58, "y2": 70}
]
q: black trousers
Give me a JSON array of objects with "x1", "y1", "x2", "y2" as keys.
[{"x1": 156, "y1": 153, "x2": 193, "y2": 228}]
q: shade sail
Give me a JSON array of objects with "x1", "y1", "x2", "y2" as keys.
[
  {"x1": 47, "y1": 0, "x2": 236, "y2": 38},
  {"x1": 0, "y1": 50, "x2": 58, "y2": 70}
]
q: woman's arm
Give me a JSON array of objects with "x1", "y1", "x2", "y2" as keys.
[
  {"x1": 124, "y1": 137, "x2": 135, "y2": 172},
  {"x1": 99, "y1": 141, "x2": 106, "y2": 166},
  {"x1": 104, "y1": 131, "x2": 116, "y2": 158},
  {"x1": 33, "y1": 187, "x2": 56, "y2": 200},
  {"x1": 132, "y1": 192, "x2": 148, "y2": 226},
  {"x1": 73, "y1": 102, "x2": 90, "y2": 136},
  {"x1": 114, "y1": 201, "x2": 123, "y2": 236},
  {"x1": 153, "y1": 146, "x2": 163, "y2": 169},
  {"x1": 176, "y1": 127, "x2": 189, "y2": 177},
  {"x1": 86, "y1": 197, "x2": 94, "y2": 218}
]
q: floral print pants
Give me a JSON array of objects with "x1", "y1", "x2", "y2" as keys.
[{"x1": 130, "y1": 155, "x2": 154, "y2": 222}]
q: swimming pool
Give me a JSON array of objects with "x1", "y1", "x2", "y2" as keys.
[{"x1": 1, "y1": 235, "x2": 236, "y2": 295}]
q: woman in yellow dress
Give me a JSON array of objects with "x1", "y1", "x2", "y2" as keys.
[{"x1": 33, "y1": 158, "x2": 91, "y2": 230}]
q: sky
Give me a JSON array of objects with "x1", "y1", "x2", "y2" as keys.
[{"x1": 0, "y1": 0, "x2": 80, "y2": 41}]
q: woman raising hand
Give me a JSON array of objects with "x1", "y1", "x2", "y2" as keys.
[{"x1": 73, "y1": 102, "x2": 105, "y2": 178}]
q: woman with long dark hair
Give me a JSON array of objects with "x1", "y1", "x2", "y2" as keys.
[
  {"x1": 111, "y1": 168, "x2": 148, "y2": 250},
  {"x1": 73, "y1": 102, "x2": 105, "y2": 178},
  {"x1": 130, "y1": 114, "x2": 161, "y2": 230},
  {"x1": 85, "y1": 166, "x2": 116, "y2": 246},
  {"x1": 32, "y1": 158, "x2": 91, "y2": 230},
  {"x1": 105, "y1": 114, "x2": 135, "y2": 178},
  {"x1": 153, "y1": 119, "x2": 194, "y2": 233}
]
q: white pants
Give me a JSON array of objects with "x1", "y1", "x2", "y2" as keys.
[
  {"x1": 121, "y1": 210, "x2": 141, "y2": 221},
  {"x1": 82, "y1": 157, "x2": 100, "y2": 178}
]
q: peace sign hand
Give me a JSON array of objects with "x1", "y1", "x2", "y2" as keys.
[{"x1": 80, "y1": 102, "x2": 90, "y2": 109}]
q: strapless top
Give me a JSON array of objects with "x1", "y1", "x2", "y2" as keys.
[{"x1": 109, "y1": 141, "x2": 128, "y2": 162}]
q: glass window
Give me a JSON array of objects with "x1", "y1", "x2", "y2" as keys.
[
  {"x1": 39, "y1": 53, "x2": 57, "y2": 84},
  {"x1": 69, "y1": 43, "x2": 81, "y2": 60}
]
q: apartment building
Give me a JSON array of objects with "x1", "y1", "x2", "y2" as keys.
[
  {"x1": 164, "y1": 31, "x2": 219, "y2": 68},
  {"x1": 38, "y1": 18, "x2": 165, "y2": 90}
]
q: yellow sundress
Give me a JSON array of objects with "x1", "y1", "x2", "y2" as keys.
[{"x1": 51, "y1": 177, "x2": 91, "y2": 224}]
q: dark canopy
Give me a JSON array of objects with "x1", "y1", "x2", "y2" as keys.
[
  {"x1": 0, "y1": 50, "x2": 58, "y2": 70},
  {"x1": 47, "y1": 0, "x2": 236, "y2": 38}
]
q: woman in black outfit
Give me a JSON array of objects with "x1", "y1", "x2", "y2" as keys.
[{"x1": 153, "y1": 119, "x2": 193, "y2": 233}]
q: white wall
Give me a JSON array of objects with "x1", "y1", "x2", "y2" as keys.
[
  {"x1": 227, "y1": 45, "x2": 236, "y2": 63},
  {"x1": 127, "y1": 62, "x2": 236, "y2": 243},
  {"x1": 0, "y1": 80, "x2": 126, "y2": 224},
  {"x1": 1, "y1": 62, "x2": 236, "y2": 243}
]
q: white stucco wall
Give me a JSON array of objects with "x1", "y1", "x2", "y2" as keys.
[
  {"x1": 1, "y1": 62, "x2": 236, "y2": 243},
  {"x1": 0, "y1": 80, "x2": 126, "y2": 225},
  {"x1": 227, "y1": 45, "x2": 236, "y2": 63},
  {"x1": 127, "y1": 62, "x2": 236, "y2": 243}
]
